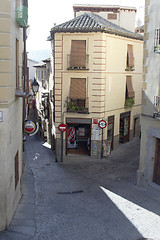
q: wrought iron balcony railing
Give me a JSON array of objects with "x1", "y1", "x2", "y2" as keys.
[{"x1": 65, "y1": 97, "x2": 89, "y2": 114}]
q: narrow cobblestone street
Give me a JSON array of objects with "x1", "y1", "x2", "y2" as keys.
[{"x1": 1, "y1": 135, "x2": 160, "y2": 240}]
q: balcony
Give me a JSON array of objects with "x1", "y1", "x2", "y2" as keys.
[
  {"x1": 65, "y1": 97, "x2": 89, "y2": 114},
  {"x1": 153, "y1": 96, "x2": 160, "y2": 119},
  {"x1": 67, "y1": 54, "x2": 89, "y2": 70}
]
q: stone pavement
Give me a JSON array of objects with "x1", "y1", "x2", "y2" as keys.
[{"x1": 1, "y1": 135, "x2": 160, "y2": 240}]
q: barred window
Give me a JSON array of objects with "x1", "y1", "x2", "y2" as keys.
[{"x1": 154, "y1": 29, "x2": 160, "y2": 53}]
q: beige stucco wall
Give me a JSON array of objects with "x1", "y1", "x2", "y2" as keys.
[
  {"x1": 53, "y1": 29, "x2": 143, "y2": 161},
  {"x1": 138, "y1": 115, "x2": 160, "y2": 187},
  {"x1": 138, "y1": 0, "x2": 160, "y2": 187},
  {"x1": 0, "y1": 0, "x2": 23, "y2": 230}
]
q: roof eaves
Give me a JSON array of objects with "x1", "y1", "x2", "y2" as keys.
[{"x1": 104, "y1": 28, "x2": 143, "y2": 40}]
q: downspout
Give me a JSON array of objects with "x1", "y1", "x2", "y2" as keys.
[
  {"x1": 52, "y1": 33, "x2": 56, "y2": 123},
  {"x1": 23, "y1": 27, "x2": 27, "y2": 136}
]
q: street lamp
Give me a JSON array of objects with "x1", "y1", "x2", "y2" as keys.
[{"x1": 31, "y1": 78, "x2": 39, "y2": 95}]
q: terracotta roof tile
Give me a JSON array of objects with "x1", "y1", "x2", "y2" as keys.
[{"x1": 50, "y1": 13, "x2": 143, "y2": 40}]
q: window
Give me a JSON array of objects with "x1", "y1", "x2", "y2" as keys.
[
  {"x1": 67, "y1": 78, "x2": 89, "y2": 113},
  {"x1": 125, "y1": 76, "x2": 135, "y2": 107},
  {"x1": 41, "y1": 70, "x2": 44, "y2": 79},
  {"x1": 108, "y1": 14, "x2": 117, "y2": 20},
  {"x1": 126, "y1": 45, "x2": 134, "y2": 71},
  {"x1": 16, "y1": 38, "x2": 19, "y2": 88},
  {"x1": 70, "y1": 40, "x2": 86, "y2": 68},
  {"x1": 154, "y1": 29, "x2": 160, "y2": 53},
  {"x1": 14, "y1": 151, "x2": 19, "y2": 189},
  {"x1": 70, "y1": 78, "x2": 86, "y2": 101}
]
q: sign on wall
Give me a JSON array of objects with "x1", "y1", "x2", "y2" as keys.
[{"x1": 93, "y1": 126, "x2": 99, "y2": 141}]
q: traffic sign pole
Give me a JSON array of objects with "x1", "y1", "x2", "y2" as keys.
[
  {"x1": 61, "y1": 131, "x2": 63, "y2": 163},
  {"x1": 98, "y1": 120, "x2": 107, "y2": 159},
  {"x1": 101, "y1": 128, "x2": 103, "y2": 159},
  {"x1": 58, "y1": 123, "x2": 67, "y2": 163}
]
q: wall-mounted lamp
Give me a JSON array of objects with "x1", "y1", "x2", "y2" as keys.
[{"x1": 31, "y1": 78, "x2": 39, "y2": 95}]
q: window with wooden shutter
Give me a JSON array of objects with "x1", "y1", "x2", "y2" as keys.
[
  {"x1": 126, "y1": 45, "x2": 134, "y2": 70},
  {"x1": 15, "y1": 151, "x2": 19, "y2": 189},
  {"x1": 126, "y1": 76, "x2": 135, "y2": 98},
  {"x1": 70, "y1": 78, "x2": 86, "y2": 100},
  {"x1": 70, "y1": 40, "x2": 86, "y2": 68},
  {"x1": 108, "y1": 14, "x2": 117, "y2": 20}
]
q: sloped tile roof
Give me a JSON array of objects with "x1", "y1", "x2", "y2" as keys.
[{"x1": 50, "y1": 13, "x2": 143, "y2": 41}]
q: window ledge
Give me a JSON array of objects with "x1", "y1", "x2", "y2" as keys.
[
  {"x1": 67, "y1": 67, "x2": 89, "y2": 71},
  {"x1": 125, "y1": 68, "x2": 135, "y2": 72}
]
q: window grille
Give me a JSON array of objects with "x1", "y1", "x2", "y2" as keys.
[
  {"x1": 154, "y1": 29, "x2": 160, "y2": 53},
  {"x1": 154, "y1": 96, "x2": 160, "y2": 113}
]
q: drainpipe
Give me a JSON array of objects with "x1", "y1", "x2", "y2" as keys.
[{"x1": 23, "y1": 27, "x2": 27, "y2": 137}]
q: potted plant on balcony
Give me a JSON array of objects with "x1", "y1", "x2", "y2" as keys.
[
  {"x1": 125, "y1": 97, "x2": 135, "y2": 108},
  {"x1": 77, "y1": 106, "x2": 89, "y2": 114}
]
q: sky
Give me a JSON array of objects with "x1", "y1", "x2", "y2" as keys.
[{"x1": 27, "y1": 0, "x2": 145, "y2": 52}]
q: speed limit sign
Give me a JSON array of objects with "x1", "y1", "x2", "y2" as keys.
[{"x1": 98, "y1": 120, "x2": 107, "y2": 129}]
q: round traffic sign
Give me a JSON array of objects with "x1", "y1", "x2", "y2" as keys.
[
  {"x1": 58, "y1": 123, "x2": 67, "y2": 132},
  {"x1": 25, "y1": 120, "x2": 39, "y2": 136},
  {"x1": 98, "y1": 120, "x2": 107, "y2": 129}
]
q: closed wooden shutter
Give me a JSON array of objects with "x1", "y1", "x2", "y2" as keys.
[
  {"x1": 126, "y1": 76, "x2": 135, "y2": 98},
  {"x1": 70, "y1": 78, "x2": 86, "y2": 99},
  {"x1": 127, "y1": 45, "x2": 134, "y2": 67},
  {"x1": 70, "y1": 40, "x2": 86, "y2": 68}
]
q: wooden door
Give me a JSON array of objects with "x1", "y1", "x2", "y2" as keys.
[
  {"x1": 107, "y1": 116, "x2": 114, "y2": 150},
  {"x1": 133, "y1": 117, "x2": 139, "y2": 137},
  {"x1": 123, "y1": 116, "x2": 130, "y2": 143},
  {"x1": 153, "y1": 138, "x2": 160, "y2": 185}
]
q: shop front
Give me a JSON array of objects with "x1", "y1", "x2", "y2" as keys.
[{"x1": 66, "y1": 118, "x2": 91, "y2": 156}]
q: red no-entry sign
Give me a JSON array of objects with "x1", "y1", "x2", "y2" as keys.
[
  {"x1": 98, "y1": 120, "x2": 107, "y2": 129},
  {"x1": 58, "y1": 123, "x2": 67, "y2": 132}
]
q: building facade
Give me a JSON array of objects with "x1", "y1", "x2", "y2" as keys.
[
  {"x1": 73, "y1": 4, "x2": 137, "y2": 32},
  {"x1": 35, "y1": 59, "x2": 54, "y2": 144},
  {"x1": 137, "y1": 0, "x2": 160, "y2": 187},
  {"x1": 0, "y1": 0, "x2": 27, "y2": 230},
  {"x1": 49, "y1": 12, "x2": 143, "y2": 161}
]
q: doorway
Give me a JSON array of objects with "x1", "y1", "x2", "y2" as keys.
[
  {"x1": 66, "y1": 121, "x2": 91, "y2": 156},
  {"x1": 119, "y1": 112, "x2": 130, "y2": 144},
  {"x1": 107, "y1": 115, "x2": 114, "y2": 150},
  {"x1": 133, "y1": 117, "x2": 139, "y2": 137},
  {"x1": 153, "y1": 138, "x2": 160, "y2": 185}
]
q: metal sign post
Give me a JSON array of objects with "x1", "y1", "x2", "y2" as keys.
[
  {"x1": 98, "y1": 120, "x2": 107, "y2": 159},
  {"x1": 101, "y1": 128, "x2": 104, "y2": 159},
  {"x1": 61, "y1": 131, "x2": 63, "y2": 163},
  {"x1": 58, "y1": 123, "x2": 67, "y2": 163}
]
